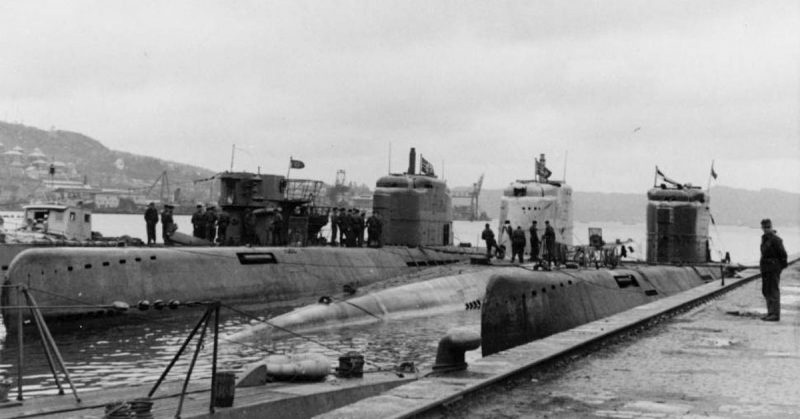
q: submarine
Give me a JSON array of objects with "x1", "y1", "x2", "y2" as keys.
[
  {"x1": 1, "y1": 148, "x2": 475, "y2": 330},
  {"x1": 481, "y1": 173, "x2": 727, "y2": 356},
  {"x1": 229, "y1": 155, "x2": 579, "y2": 341},
  {"x1": 229, "y1": 164, "x2": 732, "y2": 351}
]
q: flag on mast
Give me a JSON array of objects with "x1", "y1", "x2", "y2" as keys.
[
  {"x1": 710, "y1": 162, "x2": 717, "y2": 180},
  {"x1": 290, "y1": 158, "x2": 305, "y2": 169}
]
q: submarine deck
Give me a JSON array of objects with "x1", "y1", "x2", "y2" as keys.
[{"x1": 324, "y1": 256, "x2": 800, "y2": 418}]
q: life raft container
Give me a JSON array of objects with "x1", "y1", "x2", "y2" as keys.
[{"x1": 237, "y1": 353, "x2": 331, "y2": 387}]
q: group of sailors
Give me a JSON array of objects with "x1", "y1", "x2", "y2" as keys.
[
  {"x1": 329, "y1": 208, "x2": 383, "y2": 247},
  {"x1": 191, "y1": 204, "x2": 231, "y2": 244},
  {"x1": 481, "y1": 220, "x2": 558, "y2": 267}
]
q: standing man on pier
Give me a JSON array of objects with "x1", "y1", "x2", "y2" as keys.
[
  {"x1": 144, "y1": 202, "x2": 159, "y2": 245},
  {"x1": 759, "y1": 218, "x2": 788, "y2": 322}
]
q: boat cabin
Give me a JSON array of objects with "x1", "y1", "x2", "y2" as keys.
[{"x1": 21, "y1": 203, "x2": 93, "y2": 241}]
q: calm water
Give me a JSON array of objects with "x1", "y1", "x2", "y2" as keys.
[{"x1": 0, "y1": 213, "x2": 797, "y2": 397}]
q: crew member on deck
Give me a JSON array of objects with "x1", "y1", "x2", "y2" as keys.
[
  {"x1": 330, "y1": 208, "x2": 339, "y2": 246},
  {"x1": 144, "y1": 202, "x2": 159, "y2": 245},
  {"x1": 204, "y1": 205, "x2": 218, "y2": 243},
  {"x1": 481, "y1": 223, "x2": 496, "y2": 258},
  {"x1": 542, "y1": 220, "x2": 556, "y2": 268},
  {"x1": 161, "y1": 204, "x2": 175, "y2": 246},
  {"x1": 511, "y1": 226, "x2": 526, "y2": 264},
  {"x1": 529, "y1": 220, "x2": 540, "y2": 262},
  {"x1": 191, "y1": 204, "x2": 206, "y2": 239}
]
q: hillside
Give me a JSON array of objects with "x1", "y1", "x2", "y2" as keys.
[
  {"x1": 0, "y1": 121, "x2": 216, "y2": 205},
  {"x1": 472, "y1": 186, "x2": 799, "y2": 227}
]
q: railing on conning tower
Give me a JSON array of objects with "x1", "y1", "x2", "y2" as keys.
[{"x1": 284, "y1": 179, "x2": 324, "y2": 203}]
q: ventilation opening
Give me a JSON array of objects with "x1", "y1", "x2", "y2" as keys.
[
  {"x1": 237, "y1": 252, "x2": 278, "y2": 265},
  {"x1": 614, "y1": 274, "x2": 639, "y2": 288},
  {"x1": 645, "y1": 290, "x2": 659, "y2": 296}
]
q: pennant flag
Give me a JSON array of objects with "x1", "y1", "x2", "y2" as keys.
[
  {"x1": 420, "y1": 156, "x2": 435, "y2": 176},
  {"x1": 710, "y1": 163, "x2": 718, "y2": 180},
  {"x1": 290, "y1": 158, "x2": 305, "y2": 169},
  {"x1": 655, "y1": 166, "x2": 681, "y2": 186}
]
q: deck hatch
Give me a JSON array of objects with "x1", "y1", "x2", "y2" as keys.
[
  {"x1": 237, "y1": 252, "x2": 278, "y2": 265},
  {"x1": 613, "y1": 274, "x2": 639, "y2": 288}
]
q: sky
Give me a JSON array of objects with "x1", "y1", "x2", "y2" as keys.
[{"x1": 1, "y1": 0, "x2": 798, "y2": 193}]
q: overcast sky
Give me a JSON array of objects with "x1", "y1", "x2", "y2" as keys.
[{"x1": 1, "y1": 1, "x2": 797, "y2": 194}]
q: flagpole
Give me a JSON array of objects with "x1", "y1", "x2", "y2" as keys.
[
  {"x1": 230, "y1": 144, "x2": 235, "y2": 171},
  {"x1": 653, "y1": 166, "x2": 658, "y2": 188},
  {"x1": 287, "y1": 156, "x2": 292, "y2": 179},
  {"x1": 706, "y1": 160, "x2": 714, "y2": 192}
]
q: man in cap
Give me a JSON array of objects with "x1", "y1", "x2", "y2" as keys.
[
  {"x1": 191, "y1": 204, "x2": 206, "y2": 239},
  {"x1": 204, "y1": 204, "x2": 218, "y2": 243},
  {"x1": 529, "y1": 220, "x2": 540, "y2": 262},
  {"x1": 144, "y1": 202, "x2": 159, "y2": 245},
  {"x1": 759, "y1": 218, "x2": 788, "y2": 321},
  {"x1": 161, "y1": 204, "x2": 175, "y2": 246},
  {"x1": 542, "y1": 220, "x2": 556, "y2": 269}
]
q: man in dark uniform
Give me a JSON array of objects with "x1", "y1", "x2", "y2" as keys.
[
  {"x1": 542, "y1": 220, "x2": 556, "y2": 268},
  {"x1": 144, "y1": 202, "x2": 159, "y2": 245},
  {"x1": 330, "y1": 208, "x2": 339, "y2": 246},
  {"x1": 759, "y1": 218, "x2": 788, "y2": 321},
  {"x1": 204, "y1": 205, "x2": 218, "y2": 243},
  {"x1": 216, "y1": 209, "x2": 230, "y2": 245},
  {"x1": 356, "y1": 211, "x2": 366, "y2": 247},
  {"x1": 511, "y1": 226, "x2": 527, "y2": 264},
  {"x1": 340, "y1": 209, "x2": 352, "y2": 247},
  {"x1": 272, "y1": 208, "x2": 284, "y2": 245},
  {"x1": 366, "y1": 212, "x2": 378, "y2": 247},
  {"x1": 161, "y1": 204, "x2": 175, "y2": 246},
  {"x1": 481, "y1": 223, "x2": 496, "y2": 258},
  {"x1": 191, "y1": 204, "x2": 206, "y2": 239},
  {"x1": 529, "y1": 220, "x2": 540, "y2": 262}
]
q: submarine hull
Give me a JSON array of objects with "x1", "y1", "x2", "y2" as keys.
[
  {"x1": 1, "y1": 246, "x2": 472, "y2": 329},
  {"x1": 481, "y1": 265, "x2": 721, "y2": 356}
]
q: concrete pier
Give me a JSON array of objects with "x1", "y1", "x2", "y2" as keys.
[
  {"x1": 450, "y1": 261, "x2": 800, "y2": 418},
  {"x1": 322, "y1": 258, "x2": 799, "y2": 418}
]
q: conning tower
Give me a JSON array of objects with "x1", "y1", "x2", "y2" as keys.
[
  {"x1": 216, "y1": 172, "x2": 328, "y2": 246},
  {"x1": 498, "y1": 154, "x2": 573, "y2": 257},
  {"x1": 372, "y1": 148, "x2": 453, "y2": 247},
  {"x1": 646, "y1": 182, "x2": 711, "y2": 264}
]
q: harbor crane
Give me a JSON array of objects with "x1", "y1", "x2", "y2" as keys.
[{"x1": 451, "y1": 174, "x2": 484, "y2": 221}]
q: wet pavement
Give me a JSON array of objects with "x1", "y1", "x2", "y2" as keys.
[{"x1": 446, "y1": 263, "x2": 800, "y2": 418}]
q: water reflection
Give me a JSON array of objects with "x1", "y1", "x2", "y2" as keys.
[{"x1": 0, "y1": 307, "x2": 481, "y2": 397}]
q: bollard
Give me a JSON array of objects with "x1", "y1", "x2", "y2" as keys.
[
  {"x1": 432, "y1": 327, "x2": 481, "y2": 373},
  {"x1": 213, "y1": 371, "x2": 236, "y2": 407},
  {"x1": 336, "y1": 352, "x2": 365, "y2": 378}
]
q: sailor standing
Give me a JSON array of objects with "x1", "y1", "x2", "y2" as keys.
[
  {"x1": 759, "y1": 218, "x2": 788, "y2": 322},
  {"x1": 542, "y1": 220, "x2": 556, "y2": 268},
  {"x1": 481, "y1": 224, "x2": 496, "y2": 258},
  {"x1": 330, "y1": 209, "x2": 339, "y2": 246},
  {"x1": 529, "y1": 220, "x2": 540, "y2": 262},
  {"x1": 511, "y1": 226, "x2": 526, "y2": 264},
  {"x1": 191, "y1": 204, "x2": 206, "y2": 239},
  {"x1": 161, "y1": 204, "x2": 175, "y2": 246},
  {"x1": 204, "y1": 205, "x2": 218, "y2": 243},
  {"x1": 144, "y1": 202, "x2": 159, "y2": 245}
]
